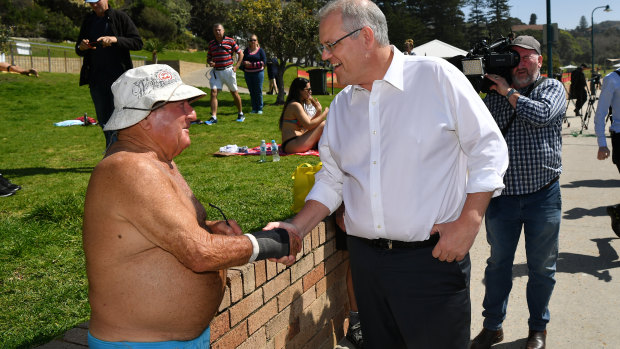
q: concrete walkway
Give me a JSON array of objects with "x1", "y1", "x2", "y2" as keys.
[{"x1": 38, "y1": 96, "x2": 620, "y2": 348}]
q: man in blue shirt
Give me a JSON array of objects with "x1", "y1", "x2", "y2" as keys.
[
  {"x1": 594, "y1": 68, "x2": 620, "y2": 237},
  {"x1": 471, "y1": 36, "x2": 566, "y2": 349}
]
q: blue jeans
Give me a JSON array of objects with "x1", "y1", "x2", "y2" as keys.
[
  {"x1": 244, "y1": 70, "x2": 264, "y2": 112},
  {"x1": 90, "y1": 82, "x2": 117, "y2": 149},
  {"x1": 482, "y1": 180, "x2": 561, "y2": 332}
]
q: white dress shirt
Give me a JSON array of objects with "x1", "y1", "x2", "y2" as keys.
[
  {"x1": 594, "y1": 69, "x2": 620, "y2": 147},
  {"x1": 306, "y1": 47, "x2": 508, "y2": 242}
]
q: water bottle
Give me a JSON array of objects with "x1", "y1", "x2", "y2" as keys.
[
  {"x1": 259, "y1": 140, "x2": 267, "y2": 163},
  {"x1": 83, "y1": 112, "x2": 90, "y2": 126},
  {"x1": 271, "y1": 140, "x2": 280, "y2": 162}
]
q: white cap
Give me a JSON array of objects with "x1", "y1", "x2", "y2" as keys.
[{"x1": 104, "y1": 64, "x2": 206, "y2": 131}]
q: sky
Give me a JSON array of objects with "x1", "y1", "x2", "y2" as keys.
[{"x1": 462, "y1": 0, "x2": 619, "y2": 30}]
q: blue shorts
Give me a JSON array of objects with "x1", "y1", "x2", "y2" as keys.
[{"x1": 88, "y1": 327, "x2": 210, "y2": 349}]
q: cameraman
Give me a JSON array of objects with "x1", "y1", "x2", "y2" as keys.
[
  {"x1": 471, "y1": 36, "x2": 566, "y2": 349},
  {"x1": 570, "y1": 63, "x2": 588, "y2": 116},
  {"x1": 594, "y1": 67, "x2": 620, "y2": 236}
]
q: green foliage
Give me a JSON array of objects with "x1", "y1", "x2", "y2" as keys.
[
  {"x1": 136, "y1": 6, "x2": 177, "y2": 42},
  {"x1": 0, "y1": 69, "x2": 331, "y2": 348},
  {"x1": 43, "y1": 12, "x2": 78, "y2": 42}
]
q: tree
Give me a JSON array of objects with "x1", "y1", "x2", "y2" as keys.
[
  {"x1": 229, "y1": 0, "x2": 319, "y2": 104},
  {"x1": 187, "y1": 0, "x2": 231, "y2": 45},
  {"x1": 486, "y1": 0, "x2": 511, "y2": 38},
  {"x1": 465, "y1": 0, "x2": 489, "y2": 43},
  {"x1": 577, "y1": 16, "x2": 588, "y2": 32},
  {"x1": 529, "y1": 13, "x2": 537, "y2": 25}
]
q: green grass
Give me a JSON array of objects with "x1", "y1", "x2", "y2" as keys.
[{"x1": 0, "y1": 71, "x2": 334, "y2": 348}]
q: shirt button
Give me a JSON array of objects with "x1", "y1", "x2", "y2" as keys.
[
  {"x1": 377, "y1": 225, "x2": 382, "y2": 229},
  {"x1": 372, "y1": 130, "x2": 377, "y2": 135}
]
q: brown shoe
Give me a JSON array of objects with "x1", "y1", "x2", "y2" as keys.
[
  {"x1": 470, "y1": 328, "x2": 503, "y2": 349},
  {"x1": 526, "y1": 330, "x2": 546, "y2": 349}
]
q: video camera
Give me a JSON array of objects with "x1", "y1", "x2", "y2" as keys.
[{"x1": 449, "y1": 36, "x2": 520, "y2": 93}]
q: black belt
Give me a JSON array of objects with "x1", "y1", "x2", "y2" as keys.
[
  {"x1": 356, "y1": 233, "x2": 440, "y2": 250},
  {"x1": 539, "y1": 176, "x2": 560, "y2": 191},
  {"x1": 214, "y1": 66, "x2": 231, "y2": 70}
]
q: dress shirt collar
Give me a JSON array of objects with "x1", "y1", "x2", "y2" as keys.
[{"x1": 350, "y1": 45, "x2": 405, "y2": 100}]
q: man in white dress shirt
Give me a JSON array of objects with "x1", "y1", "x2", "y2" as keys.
[{"x1": 264, "y1": 0, "x2": 508, "y2": 347}]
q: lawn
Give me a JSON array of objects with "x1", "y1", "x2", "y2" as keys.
[{"x1": 0, "y1": 70, "x2": 335, "y2": 348}]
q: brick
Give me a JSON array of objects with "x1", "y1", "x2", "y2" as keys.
[
  {"x1": 325, "y1": 220, "x2": 335, "y2": 241},
  {"x1": 229, "y1": 288, "x2": 264, "y2": 326},
  {"x1": 231, "y1": 264, "x2": 256, "y2": 296},
  {"x1": 313, "y1": 245, "x2": 325, "y2": 266},
  {"x1": 301, "y1": 285, "x2": 317, "y2": 310},
  {"x1": 210, "y1": 310, "x2": 230, "y2": 342},
  {"x1": 325, "y1": 259, "x2": 348, "y2": 293},
  {"x1": 218, "y1": 284, "x2": 231, "y2": 312},
  {"x1": 265, "y1": 301, "x2": 302, "y2": 340},
  {"x1": 303, "y1": 262, "x2": 325, "y2": 292},
  {"x1": 254, "y1": 260, "x2": 267, "y2": 287},
  {"x1": 311, "y1": 225, "x2": 320, "y2": 249},
  {"x1": 315, "y1": 275, "x2": 327, "y2": 297},
  {"x1": 266, "y1": 260, "x2": 277, "y2": 280},
  {"x1": 324, "y1": 238, "x2": 336, "y2": 259},
  {"x1": 277, "y1": 278, "x2": 303, "y2": 311},
  {"x1": 299, "y1": 292, "x2": 328, "y2": 331},
  {"x1": 319, "y1": 220, "x2": 328, "y2": 245},
  {"x1": 270, "y1": 326, "x2": 289, "y2": 349},
  {"x1": 325, "y1": 250, "x2": 345, "y2": 274},
  {"x1": 305, "y1": 319, "x2": 337, "y2": 349},
  {"x1": 290, "y1": 253, "x2": 314, "y2": 283},
  {"x1": 277, "y1": 262, "x2": 287, "y2": 274},
  {"x1": 262, "y1": 269, "x2": 291, "y2": 301},
  {"x1": 248, "y1": 297, "x2": 278, "y2": 334},
  {"x1": 211, "y1": 321, "x2": 248, "y2": 349},
  {"x1": 237, "y1": 327, "x2": 267, "y2": 349},
  {"x1": 227, "y1": 269, "x2": 243, "y2": 303},
  {"x1": 303, "y1": 231, "x2": 312, "y2": 255}
]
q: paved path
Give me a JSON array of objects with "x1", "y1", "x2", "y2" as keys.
[
  {"x1": 337, "y1": 98, "x2": 620, "y2": 348},
  {"x1": 38, "y1": 96, "x2": 620, "y2": 349}
]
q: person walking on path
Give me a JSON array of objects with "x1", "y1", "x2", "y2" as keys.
[
  {"x1": 570, "y1": 63, "x2": 588, "y2": 116},
  {"x1": 75, "y1": 0, "x2": 143, "y2": 149},
  {"x1": 594, "y1": 67, "x2": 620, "y2": 237},
  {"x1": 471, "y1": 36, "x2": 567, "y2": 349},
  {"x1": 263, "y1": 0, "x2": 509, "y2": 347},
  {"x1": 241, "y1": 34, "x2": 266, "y2": 114},
  {"x1": 205, "y1": 23, "x2": 244, "y2": 124}
]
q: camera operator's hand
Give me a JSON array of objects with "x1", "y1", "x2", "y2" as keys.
[{"x1": 485, "y1": 73, "x2": 511, "y2": 96}]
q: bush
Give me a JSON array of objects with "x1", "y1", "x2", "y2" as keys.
[{"x1": 44, "y1": 12, "x2": 78, "y2": 42}]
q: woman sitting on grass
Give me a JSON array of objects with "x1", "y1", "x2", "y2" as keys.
[{"x1": 279, "y1": 77, "x2": 328, "y2": 153}]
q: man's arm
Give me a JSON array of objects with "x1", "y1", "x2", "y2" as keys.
[
  {"x1": 234, "y1": 50, "x2": 244, "y2": 72},
  {"x1": 594, "y1": 75, "x2": 614, "y2": 156},
  {"x1": 431, "y1": 191, "x2": 493, "y2": 262}
]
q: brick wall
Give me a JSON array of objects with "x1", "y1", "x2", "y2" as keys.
[{"x1": 210, "y1": 217, "x2": 350, "y2": 349}]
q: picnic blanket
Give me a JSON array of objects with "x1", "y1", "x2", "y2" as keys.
[
  {"x1": 213, "y1": 144, "x2": 319, "y2": 157},
  {"x1": 54, "y1": 115, "x2": 98, "y2": 127}
]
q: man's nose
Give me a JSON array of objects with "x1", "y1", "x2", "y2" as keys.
[{"x1": 321, "y1": 48, "x2": 332, "y2": 61}]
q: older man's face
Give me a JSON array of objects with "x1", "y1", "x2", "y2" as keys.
[
  {"x1": 319, "y1": 12, "x2": 367, "y2": 87},
  {"x1": 510, "y1": 46, "x2": 543, "y2": 89},
  {"x1": 146, "y1": 100, "x2": 197, "y2": 160},
  {"x1": 213, "y1": 25, "x2": 225, "y2": 42}
]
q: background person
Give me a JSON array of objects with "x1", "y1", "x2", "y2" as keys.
[
  {"x1": 83, "y1": 64, "x2": 300, "y2": 348},
  {"x1": 265, "y1": 0, "x2": 508, "y2": 347},
  {"x1": 241, "y1": 34, "x2": 267, "y2": 114},
  {"x1": 472, "y1": 36, "x2": 566, "y2": 349},
  {"x1": 570, "y1": 63, "x2": 587, "y2": 116},
  {"x1": 267, "y1": 57, "x2": 279, "y2": 95},
  {"x1": 205, "y1": 23, "x2": 244, "y2": 124},
  {"x1": 75, "y1": 0, "x2": 143, "y2": 149},
  {"x1": 0, "y1": 62, "x2": 38, "y2": 77},
  {"x1": 403, "y1": 38, "x2": 415, "y2": 55},
  {"x1": 594, "y1": 67, "x2": 620, "y2": 237},
  {"x1": 278, "y1": 77, "x2": 328, "y2": 153}
]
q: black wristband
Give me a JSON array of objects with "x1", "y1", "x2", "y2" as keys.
[{"x1": 250, "y1": 228, "x2": 290, "y2": 261}]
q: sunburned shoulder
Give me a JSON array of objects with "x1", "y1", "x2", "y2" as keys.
[{"x1": 93, "y1": 150, "x2": 169, "y2": 185}]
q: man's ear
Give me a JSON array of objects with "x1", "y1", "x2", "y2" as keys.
[
  {"x1": 137, "y1": 113, "x2": 153, "y2": 130},
  {"x1": 359, "y1": 26, "x2": 375, "y2": 49}
]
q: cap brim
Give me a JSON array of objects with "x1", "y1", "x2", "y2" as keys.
[{"x1": 104, "y1": 84, "x2": 206, "y2": 132}]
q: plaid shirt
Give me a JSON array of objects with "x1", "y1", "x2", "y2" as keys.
[{"x1": 484, "y1": 76, "x2": 566, "y2": 195}]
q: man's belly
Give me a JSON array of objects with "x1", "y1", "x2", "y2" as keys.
[{"x1": 87, "y1": 249, "x2": 226, "y2": 342}]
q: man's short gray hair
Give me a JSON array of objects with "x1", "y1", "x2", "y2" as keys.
[{"x1": 318, "y1": 0, "x2": 389, "y2": 47}]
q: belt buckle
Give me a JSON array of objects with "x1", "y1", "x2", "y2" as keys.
[{"x1": 387, "y1": 240, "x2": 393, "y2": 249}]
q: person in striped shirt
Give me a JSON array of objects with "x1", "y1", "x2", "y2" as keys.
[{"x1": 205, "y1": 23, "x2": 244, "y2": 124}]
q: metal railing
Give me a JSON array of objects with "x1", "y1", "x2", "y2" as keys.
[{"x1": 3, "y1": 39, "x2": 146, "y2": 74}]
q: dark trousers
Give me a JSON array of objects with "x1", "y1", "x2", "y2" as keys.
[
  {"x1": 90, "y1": 81, "x2": 117, "y2": 149},
  {"x1": 347, "y1": 235, "x2": 471, "y2": 349},
  {"x1": 612, "y1": 131, "x2": 620, "y2": 174},
  {"x1": 574, "y1": 88, "x2": 587, "y2": 112}
]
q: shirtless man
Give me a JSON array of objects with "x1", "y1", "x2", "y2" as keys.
[{"x1": 82, "y1": 64, "x2": 300, "y2": 348}]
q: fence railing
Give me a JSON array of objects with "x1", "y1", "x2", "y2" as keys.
[{"x1": 3, "y1": 40, "x2": 146, "y2": 74}]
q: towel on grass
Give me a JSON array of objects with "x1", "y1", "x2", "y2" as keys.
[
  {"x1": 54, "y1": 116, "x2": 98, "y2": 127},
  {"x1": 213, "y1": 144, "x2": 319, "y2": 157}
]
